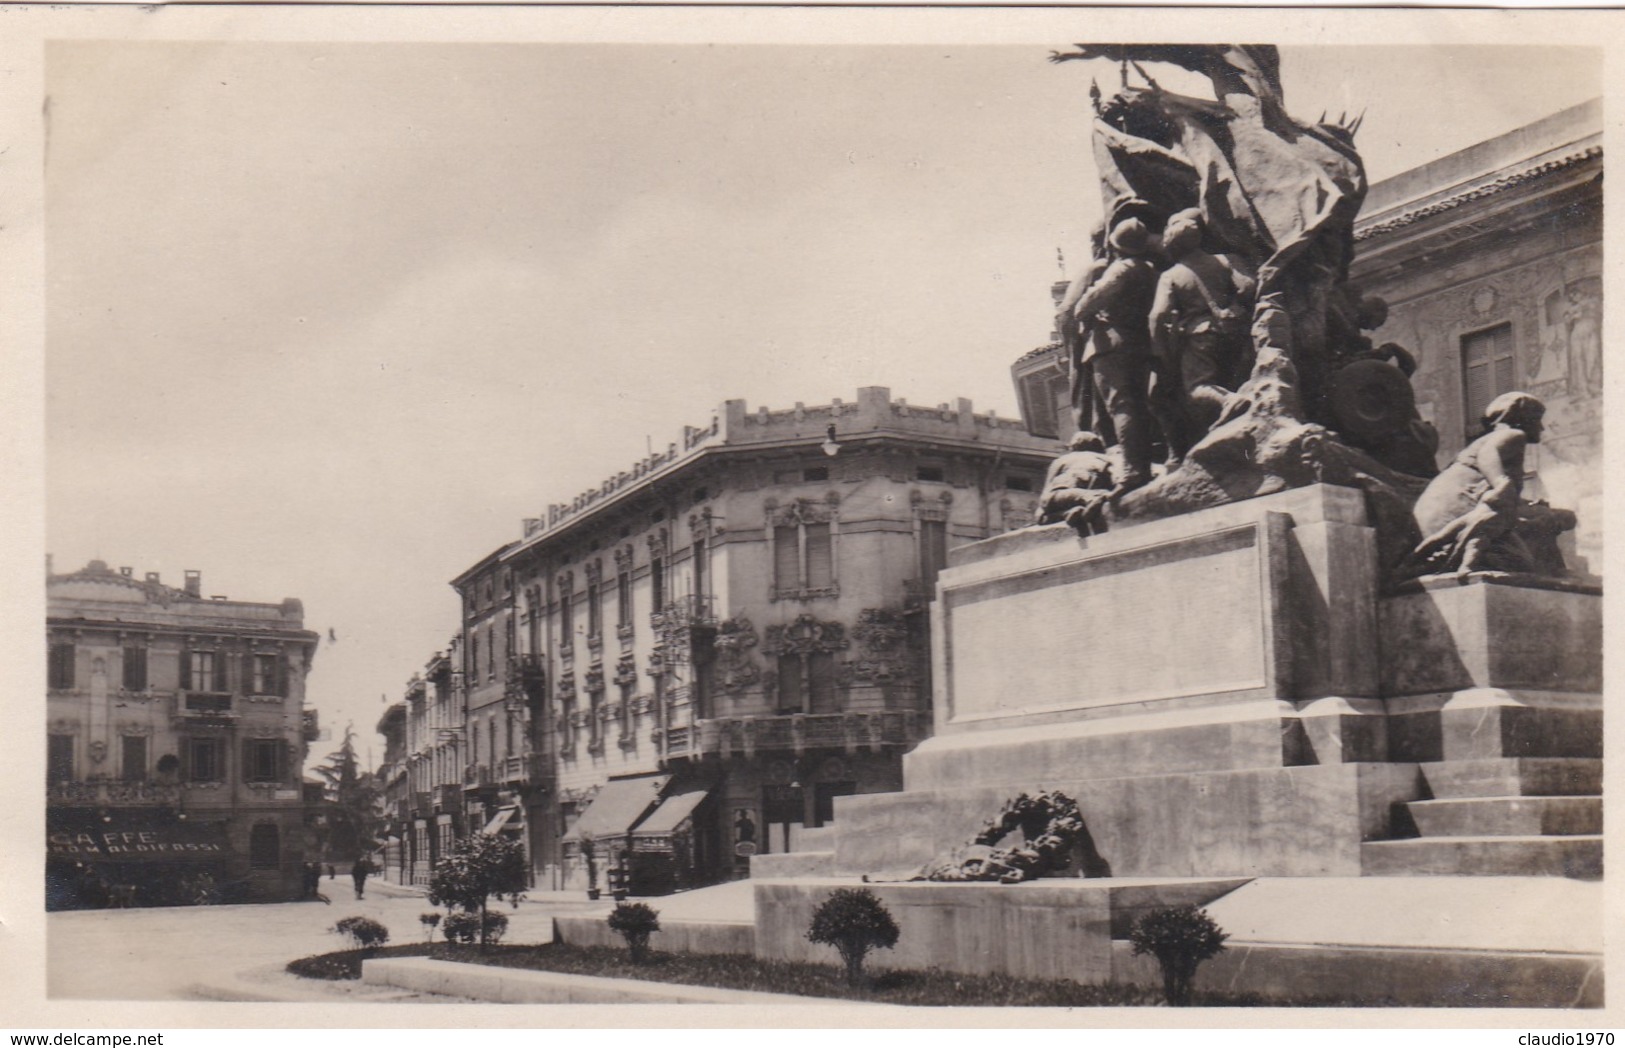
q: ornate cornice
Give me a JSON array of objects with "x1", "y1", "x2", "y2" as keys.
[{"x1": 1355, "y1": 146, "x2": 1600, "y2": 242}]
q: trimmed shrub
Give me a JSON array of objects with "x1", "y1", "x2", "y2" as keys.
[
  {"x1": 606, "y1": 902, "x2": 661, "y2": 963},
  {"x1": 806, "y1": 888, "x2": 899, "y2": 985},
  {"x1": 331, "y1": 916, "x2": 390, "y2": 950},
  {"x1": 443, "y1": 909, "x2": 509, "y2": 945},
  {"x1": 419, "y1": 912, "x2": 441, "y2": 942},
  {"x1": 1129, "y1": 905, "x2": 1228, "y2": 1006}
]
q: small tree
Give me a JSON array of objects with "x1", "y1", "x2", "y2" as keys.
[
  {"x1": 607, "y1": 902, "x2": 661, "y2": 964},
  {"x1": 806, "y1": 888, "x2": 899, "y2": 986},
  {"x1": 578, "y1": 831, "x2": 600, "y2": 895},
  {"x1": 427, "y1": 832, "x2": 527, "y2": 947},
  {"x1": 419, "y1": 912, "x2": 441, "y2": 942},
  {"x1": 1129, "y1": 905, "x2": 1229, "y2": 1006}
]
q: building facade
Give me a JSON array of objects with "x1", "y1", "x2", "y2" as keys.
[
  {"x1": 46, "y1": 560, "x2": 320, "y2": 908},
  {"x1": 499, "y1": 386, "x2": 1055, "y2": 893}
]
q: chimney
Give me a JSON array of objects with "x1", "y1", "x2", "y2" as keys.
[
  {"x1": 145, "y1": 572, "x2": 161, "y2": 585},
  {"x1": 120, "y1": 567, "x2": 133, "y2": 577},
  {"x1": 184, "y1": 570, "x2": 202, "y2": 597}
]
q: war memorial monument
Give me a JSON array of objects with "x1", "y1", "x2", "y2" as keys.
[{"x1": 694, "y1": 44, "x2": 1602, "y2": 1008}]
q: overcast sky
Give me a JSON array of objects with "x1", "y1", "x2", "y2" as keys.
[{"x1": 43, "y1": 39, "x2": 1599, "y2": 767}]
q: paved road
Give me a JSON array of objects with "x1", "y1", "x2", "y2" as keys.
[{"x1": 46, "y1": 879, "x2": 606, "y2": 1002}]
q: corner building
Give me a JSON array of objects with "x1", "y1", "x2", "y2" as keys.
[
  {"x1": 46, "y1": 561, "x2": 320, "y2": 907},
  {"x1": 502, "y1": 386, "x2": 1054, "y2": 892}
]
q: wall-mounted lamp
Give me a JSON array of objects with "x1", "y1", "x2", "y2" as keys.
[{"x1": 821, "y1": 424, "x2": 840, "y2": 458}]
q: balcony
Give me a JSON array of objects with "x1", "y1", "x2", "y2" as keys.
[
  {"x1": 507, "y1": 654, "x2": 547, "y2": 702},
  {"x1": 464, "y1": 763, "x2": 493, "y2": 789},
  {"x1": 302, "y1": 708, "x2": 321, "y2": 742},
  {"x1": 690, "y1": 710, "x2": 924, "y2": 759},
  {"x1": 177, "y1": 692, "x2": 235, "y2": 717},
  {"x1": 48, "y1": 780, "x2": 184, "y2": 807},
  {"x1": 434, "y1": 784, "x2": 462, "y2": 813},
  {"x1": 497, "y1": 755, "x2": 527, "y2": 784}
]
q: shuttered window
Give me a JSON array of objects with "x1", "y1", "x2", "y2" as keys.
[
  {"x1": 918, "y1": 519, "x2": 949, "y2": 589},
  {"x1": 805, "y1": 524, "x2": 834, "y2": 588},
  {"x1": 1462, "y1": 324, "x2": 1516, "y2": 439},
  {"x1": 122, "y1": 736, "x2": 148, "y2": 782},
  {"x1": 47, "y1": 734, "x2": 74, "y2": 783},
  {"x1": 48, "y1": 644, "x2": 75, "y2": 690},
  {"x1": 245, "y1": 738, "x2": 285, "y2": 783},
  {"x1": 777, "y1": 655, "x2": 804, "y2": 714},
  {"x1": 122, "y1": 647, "x2": 148, "y2": 691},
  {"x1": 808, "y1": 652, "x2": 839, "y2": 714},
  {"x1": 773, "y1": 525, "x2": 800, "y2": 588}
]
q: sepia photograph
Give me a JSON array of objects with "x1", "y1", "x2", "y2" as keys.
[{"x1": 5, "y1": 2, "x2": 1616, "y2": 1030}]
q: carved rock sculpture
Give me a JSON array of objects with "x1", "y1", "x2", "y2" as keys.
[{"x1": 911, "y1": 790, "x2": 1108, "y2": 883}]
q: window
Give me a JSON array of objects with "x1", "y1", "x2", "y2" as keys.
[
  {"x1": 121, "y1": 736, "x2": 147, "y2": 782},
  {"x1": 805, "y1": 524, "x2": 834, "y2": 588},
  {"x1": 48, "y1": 643, "x2": 75, "y2": 690},
  {"x1": 182, "y1": 650, "x2": 219, "y2": 692},
  {"x1": 916, "y1": 464, "x2": 946, "y2": 483},
  {"x1": 775, "y1": 652, "x2": 839, "y2": 714},
  {"x1": 616, "y1": 567, "x2": 633, "y2": 630},
  {"x1": 619, "y1": 681, "x2": 635, "y2": 741},
  {"x1": 919, "y1": 519, "x2": 949, "y2": 591},
  {"x1": 1462, "y1": 323, "x2": 1517, "y2": 441},
  {"x1": 650, "y1": 557, "x2": 665, "y2": 615},
  {"x1": 122, "y1": 646, "x2": 148, "y2": 691},
  {"x1": 776, "y1": 656, "x2": 803, "y2": 714},
  {"x1": 692, "y1": 540, "x2": 708, "y2": 601},
  {"x1": 47, "y1": 734, "x2": 74, "y2": 783},
  {"x1": 588, "y1": 690, "x2": 604, "y2": 752},
  {"x1": 772, "y1": 517, "x2": 836, "y2": 598},
  {"x1": 803, "y1": 466, "x2": 829, "y2": 482},
  {"x1": 487, "y1": 625, "x2": 496, "y2": 679},
  {"x1": 249, "y1": 823, "x2": 280, "y2": 869},
  {"x1": 587, "y1": 569, "x2": 602, "y2": 639},
  {"x1": 251, "y1": 653, "x2": 284, "y2": 696},
  {"x1": 1005, "y1": 474, "x2": 1035, "y2": 492},
  {"x1": 187, "y1": 738, "x2": 223, "y2": 782},
  {"x1": 245, "y1": 738, "x2": 284, "y2": 783},
  {"x1": 559, "y1": 578, "x2": 575, "y2": 640},
  {"x1": 469, "y1": 635, "x2": 480, "y2": 681}
]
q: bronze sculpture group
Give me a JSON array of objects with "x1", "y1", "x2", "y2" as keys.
[{"x1": 1037, "y1": 44, "x2": 1575, "y2": 582}]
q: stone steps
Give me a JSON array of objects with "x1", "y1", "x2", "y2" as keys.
[
  {"x1": 1361, "y1": 835, "x2": 1602, "y2": 879},
  {"x1": 1407, "y1": 796, "x2": 1600, "y2": 837},
  {"x1": 1419, "y1": 757, "x2": 1601, "y2": 798},
  {"x1": 749, "y1": 850, "x2": 836, "y2": 878}
]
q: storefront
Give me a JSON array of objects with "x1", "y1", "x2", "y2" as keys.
[
  {"x1": 626, "y1": 780, "x2": 715, "y2": 895},
  {"x1": 559, "y1": 773, "x2": 668, "y2": 893},
  {"x1": 46, "y1": 812, "x2": 239, "y2": 909}
]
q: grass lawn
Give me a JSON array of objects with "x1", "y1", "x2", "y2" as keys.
[{"x1": 287, "y1": 941, "x2": 1344, "y2": 1007}]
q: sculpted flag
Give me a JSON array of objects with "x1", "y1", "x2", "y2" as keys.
[{"x1": 1058, "y1": 44, "x2": 1366, "y2": 291}]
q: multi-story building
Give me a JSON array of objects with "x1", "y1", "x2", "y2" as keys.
[
  {"x1": 451, "y1": 545, "x2": 548, "y2": 883},
  {"x1": 498, "y1": 386, "x2": 1055, "y2": 893},
  {"x1": 46, "y1": 559, "x2": 321, "y2": 908},
  {"x1": 383, "y1": 644, "x2": 478, "y2": 886},
  {"x1": 1011, "y1": 99, "x2": 1602, "y2": 577}
]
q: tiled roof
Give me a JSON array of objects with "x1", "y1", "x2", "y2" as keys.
[{"x1": 1355, "y1": 145, "x2": 1600, "y2": 242}]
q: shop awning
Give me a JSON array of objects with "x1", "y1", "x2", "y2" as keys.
[
  {"x1": 483, "y1": 806, "x2": 518, "y2": 835},
  {"x1": 48, "y1": 815, "x2": 233, "y2": 864},
  {"x1": 631, "y1": 783, "x2": 712, "y2": 838},
  {"x1": 561, "y1": 774, "x2": 669, "y2": 842}
]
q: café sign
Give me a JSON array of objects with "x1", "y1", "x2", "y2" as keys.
[{"x1": 49, "y1": 829, "x2": 225, "y2": 859}]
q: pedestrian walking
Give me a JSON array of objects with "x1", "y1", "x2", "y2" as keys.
[{"x1": 351, "y1": 856, "x2": 372, "y2": 900}]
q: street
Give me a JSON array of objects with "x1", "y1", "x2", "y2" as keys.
[{"x1": 46, "y1": 879, "x2": 608, "y2": 1002}]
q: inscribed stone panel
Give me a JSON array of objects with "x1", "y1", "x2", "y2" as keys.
[{"x1": 946, "y1": 528, "x2": 1268, "y2": 721}]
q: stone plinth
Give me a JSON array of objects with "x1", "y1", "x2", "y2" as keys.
[
  {"x1": 932, "y1": 485, "x2": 1376, "y2": 742},
  {"x1": 832, "y1": 763, "x2": 1421, "y2": 879}
]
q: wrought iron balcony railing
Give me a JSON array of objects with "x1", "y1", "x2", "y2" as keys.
[
  {"x1": 48, "y1": 780, "x2": 184, "y2": 807},
  {"x1": 688, "y1": 710, "x2": 924, "y2": 758}
]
